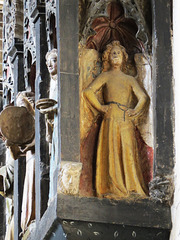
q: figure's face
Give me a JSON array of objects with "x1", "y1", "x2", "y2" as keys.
[
  {"x1": 109, "y1": 46, "x2": 123, "y2": 67},
  {"x1": 62, "y1": 169, "x2": 74, "y2": 191},
  {"x1": 61, "y1": 168, "x2": 80, "y2": 194},
  {"x1": 46, "y1": 53, "x2": 57, "y2": 76}
]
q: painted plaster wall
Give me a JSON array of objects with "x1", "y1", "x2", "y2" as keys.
[{"x1": 171, "y1": 1, "x2": 180, "y2": 239}]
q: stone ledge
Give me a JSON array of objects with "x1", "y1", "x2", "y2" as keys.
[{"x1": 57, "y1": 193, "x2": 171, "y2": 230}]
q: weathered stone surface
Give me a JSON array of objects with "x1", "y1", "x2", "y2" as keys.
[{"x1": 149, "y1": 175, "x2": 174, "y2": 205}]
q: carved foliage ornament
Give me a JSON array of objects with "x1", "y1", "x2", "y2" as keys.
[
  {"x1": 86, "y1": 2, "x2": 142, "y2": 54},
  {"x1": 3, "y1": 0, "x2": 23, "y2": 51},
  {"x1": 149, "y1": 175, "x2": 174, "y2": 205}
]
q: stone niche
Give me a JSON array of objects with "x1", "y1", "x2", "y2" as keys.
[
  {"x1": 56, "y1": 0, "x2": 173, "y2": 239},
  {"x1": 79, "y1": 1, "x2": 154, "y2": 200}
]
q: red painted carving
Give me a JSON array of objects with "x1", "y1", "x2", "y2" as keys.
[
  {"x1": 135, "y1": 127, "x2": 153, "y2": 185},
  {"x1": 86, "y1": 2, "x2": 141, "y2": 54}
]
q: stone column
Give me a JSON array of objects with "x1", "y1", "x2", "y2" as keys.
[
  {"x1": 31, "y1": 5, "x2": 50, "y2": 221},
  {"x1": 149, "y1": 0, "x2": 174, "y2": 204},
  {"x1": 56, "y1": 0, "x2": 82, "y2": 197}
]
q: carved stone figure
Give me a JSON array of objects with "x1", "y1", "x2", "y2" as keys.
[
  {"x1": 58, "y1": 161, "x2": 82, "y2": 195},
  {"x1": 36, "y1": 49, "x2": 58, "y2": 201},
  {"x1": 36, "y1": 49, "x2": 58, "y2": 142},
  {"x1": 46, "y1": 49, "x2": 58, "y2": 101},
  {"x1": 0, "y1": 91, "x2": 35, "y2": 237},
  {"x1": 12, "y1": 92, "x2": 35, "y2": 233},
  {"x1": 84, "y1": 41, "x2": 149, "y2": 199}
]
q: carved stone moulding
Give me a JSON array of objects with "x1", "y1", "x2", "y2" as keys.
[
  {"x1": 13, "y1": 0, "x2": 24, "y2": 40},
  {"x1": 23, "y1": 17, "x2": 36, "y2": 64},
  {"x1": 45, "y1": 0, "x2": 57, "y2": 50},
  {"x1": 24, "y1": 3, "x2": 36, "y2": 47},
  {"x1": 2, "y1": 56, "x2": 14, "y2": 105},
  {"x1": 121, "y1": 0, "x2": 151, "y2": 47},
  {"x1": 24, "y1": 0, "x2": 36, "y2": 15},
  {"x1": 45, "y1": 0, "x2": 56, "y2": 11},
  {"x1": 24, "y1": 3, "x2": 36, "y2": 91},
  {"x1": 3, "y1": 1, "x2": 16, "y2": 52},
  {"x1": 3, "y1": 0, "x2": 23, "y2": 104},
  {"x1": 24, "y1": 18, "x2": 32, "y2": 43},
  {"x1": 80, "y1": 0, "x2": 151, "y2": 53},
  {"x1": 3, "y1": 85, "x2": 14, "y2": 106},
  {"x1": 24, "y1": 46, "x2": 36, "y2": 92},
  {"x1": 25, "y1": 0, "x2": 46, "y2": 19},
  {"x1": 3, "y1": 0, "x2": 23, "y2": 53}
]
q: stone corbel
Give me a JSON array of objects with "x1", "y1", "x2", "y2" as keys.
[{"x1": 57, "y1": 161, "x2": 83, "y2": 196}]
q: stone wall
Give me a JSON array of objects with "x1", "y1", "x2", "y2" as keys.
[{"x1": 171, "y1": 0, "x2": 180, "y2": 239}]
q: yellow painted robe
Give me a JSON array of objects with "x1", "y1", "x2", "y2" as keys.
[{"x1": 96, "y1": 104, "x2": 148, "y2": 199}]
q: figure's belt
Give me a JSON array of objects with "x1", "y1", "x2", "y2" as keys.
[{"x1": 106, "y1": 101, "x2": 129, "y2": 121}]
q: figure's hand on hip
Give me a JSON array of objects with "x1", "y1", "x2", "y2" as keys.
[
  {"x1": 101, "y1": 105, "x2": 109, "y2": 114},
  {"x1": 127, "y1": 108, "x2": 136, "y2": 117}
]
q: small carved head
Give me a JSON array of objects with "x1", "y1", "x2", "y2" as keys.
[
  {"x1": 58, "y1": 162, "x2": 82, "y2": 195},
  {"x1": 102, "y1": 41, "x2": 128, "y2": 72},
  {"x1": 46, "y1": 49, "x2": 58, "y2": 77}
]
